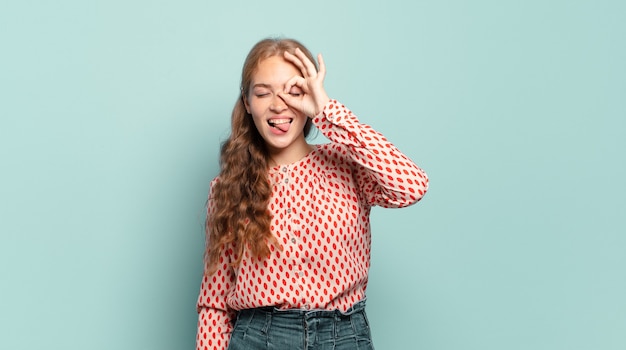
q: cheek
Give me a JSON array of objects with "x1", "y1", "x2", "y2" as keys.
[
  {"x1": 294, "y1": 112, "x2": 308, "y2": 126},
  {"x1": 246, "y1": 106, "x2": 262, "y2": 124},
  {"x1": 250, "y1": 114, "x2": 266, "y2": 132},
  {"x1": 248, "y1": 99, "x2": 268, "y2": 118},
  {"x1": 247, "y1": 102, "x2": 266, "y2": 129}
]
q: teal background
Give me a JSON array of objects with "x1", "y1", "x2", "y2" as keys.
[{"x1": 1, "y1": 0, "x2": 624, "y2": 349}]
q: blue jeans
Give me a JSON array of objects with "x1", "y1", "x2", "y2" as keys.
[{"x1": 228, "y1": 300, "x2": 375, "y2": 350}]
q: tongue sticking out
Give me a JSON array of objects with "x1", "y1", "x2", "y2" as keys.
[
  {"x1": 275, "y1": 123, "x2": 290, "y2": 132},
  {"x1": 269, "y1": 119, "x2": 292, "y2": 133}
]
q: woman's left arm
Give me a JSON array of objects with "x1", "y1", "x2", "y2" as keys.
[
  {"x1": 279, "y1": 49, "x2": 428, "y2": 207},
  {"x1": 313, "y1": 100, "x2": 428, "y2": 208}
]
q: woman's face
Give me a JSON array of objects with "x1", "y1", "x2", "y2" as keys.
[{"x1": 244, "y1": 55, "x2": 309, "y2": 160}]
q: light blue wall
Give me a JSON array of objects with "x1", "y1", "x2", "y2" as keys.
[{"x1": 1, "y1": 1, "x2": 624, "y2": 349}]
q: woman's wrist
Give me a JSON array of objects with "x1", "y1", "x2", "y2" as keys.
[{"x1": 314, "y1": 94, "x2": 331, "y2": 117}]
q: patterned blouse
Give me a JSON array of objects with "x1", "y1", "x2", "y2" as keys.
[{"x1": 196, "y1": 100, "x2": 429, "y2": 350}]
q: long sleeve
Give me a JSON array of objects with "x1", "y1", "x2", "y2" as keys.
[
  {"x1": 312, "y1": 99, "x2": 429, "y2": 208},
  {"x1": 196, "y1": 101, "x2": 429, "y2": 348},
  {"x1": 196, "y1": 181, "x2": 236, "y2": 350}
]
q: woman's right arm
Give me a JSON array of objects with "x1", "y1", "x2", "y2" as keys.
[
  {"x1": 196, "y1": 181, "x2": 236, "y2": 350},
  {"x1": 196, "y1": 269, "x2": 235, "y2": 350}
]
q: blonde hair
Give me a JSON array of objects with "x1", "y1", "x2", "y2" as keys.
[{"x1": 204, "y1": 38, "x2": 317, "y2": 275}]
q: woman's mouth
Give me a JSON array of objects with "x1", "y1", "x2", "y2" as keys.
[{"x1": 268, "y1": 118, "x2": 293, "y2": 132}]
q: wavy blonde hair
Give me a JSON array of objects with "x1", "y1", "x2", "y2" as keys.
[{"x1": 205, "y1": 38, "x2": 317, "y2": 275}]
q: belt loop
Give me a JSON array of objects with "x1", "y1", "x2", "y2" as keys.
[
  {"x1": 261, "y1": 309, "x2": 273, "y2": 334},
  {"x1": 238, "y1": 309, "x2": 255, "y2": 338},
  {"x1": 333, "y1": 311, "x2": 340, "y2": 342}
]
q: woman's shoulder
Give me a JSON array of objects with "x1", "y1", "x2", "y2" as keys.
[
  {"x1": 309, "y1": 143, "x2": 355, "y2": 171},
  {"x1": 314, "y1": 142, "x2": 352, "y2": 160}
]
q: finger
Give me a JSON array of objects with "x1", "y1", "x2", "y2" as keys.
[
  {"x1": 277, "y1": 92, "x2": 301, "y2": 112},
  {"x1": 294, "y1": 48, "x2": 318, "y2": 77},
  {"x1": 317, "y1": 53, "x2": 326, "y2": 81},
  {"x1": 277, "y1": 92, "x2": 293, "y2": 107},
  {"x1": 284, "y1": 51, "x2": 307, "y2": 77},
  {"x1": 283, "y1": 75, "x2": 306, "y2": 94}
]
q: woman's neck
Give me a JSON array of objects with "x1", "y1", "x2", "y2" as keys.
[{"x1": 267, "y1": 139, "x2": 314, "y2": 167}]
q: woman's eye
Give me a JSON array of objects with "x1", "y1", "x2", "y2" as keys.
[
  {"x1": 289, "y1": 88, "x2": 303, "y2": 96},
  {"x1": 255, "y1": 93, "x2": 270, "y2": 98}
]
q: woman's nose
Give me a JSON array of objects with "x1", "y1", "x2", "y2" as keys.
[{"x1": 269, "y1": 94, "x2": 287, "y2": 112}]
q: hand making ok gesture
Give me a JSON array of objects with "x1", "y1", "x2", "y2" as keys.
[{"x1": 279, "y1": 48, "x2": 331, "y2": 118}]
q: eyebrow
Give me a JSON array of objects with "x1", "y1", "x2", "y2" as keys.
[{"x1": 252, "y1": 83, "x2": 272, "y2": 89}]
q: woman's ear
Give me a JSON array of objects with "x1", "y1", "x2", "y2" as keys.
[{"x1": 241, "y1": 90, "x2": 251, "y2": 114}]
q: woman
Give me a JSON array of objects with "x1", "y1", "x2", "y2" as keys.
[{"x1": 197, "y1": 38, "x2": 428, "y2": 350}]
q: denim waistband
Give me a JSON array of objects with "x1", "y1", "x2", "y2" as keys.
[
  {"x1": 230, "y1": 299, "x2": 374, "y2": 349},
  {"x1": 238, "y1": 299, "x2": 367, "y2": 319}
]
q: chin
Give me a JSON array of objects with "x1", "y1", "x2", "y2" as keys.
[{"x1": 264, "y1": 138, "x2": 297, "y2": 151}]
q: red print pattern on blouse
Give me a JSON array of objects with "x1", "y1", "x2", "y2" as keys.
[{"x1": 196, "y1": 100, "x2": 428, "y2": 350}]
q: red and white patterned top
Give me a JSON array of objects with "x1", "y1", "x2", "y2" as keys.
[{"x1": 196, "y1": 100, "x2": 428, "y2": 350}]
